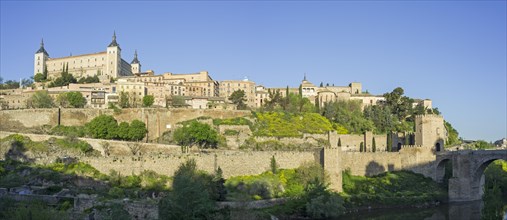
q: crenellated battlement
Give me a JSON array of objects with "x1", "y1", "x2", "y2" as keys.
[
  {"x1": 415, "y1": 114, "x2": 443, "y2": 119},
  {"x1": 401, "y1": 144, "x2": 423, "y2": 148}
]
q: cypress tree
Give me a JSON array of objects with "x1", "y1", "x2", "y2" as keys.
[
  {"x1": 315, "y1": 97, "x2": 320, "y2": 112},
  {"x1": 360, "y1": 142, "x2": 364, "y2": 152},
  {"x1": 43, "y1": 66, "x2": 48, "y2": 80},
  {"x1": 298, "y1": 85, "x2": 303, "y2": 98},
  {"x1": 387, "y1": 132, "x2": 392, "y2": 152},
  {"x1": 372, "y1": 137, "x2": 376, "y2": 152},
  {"x1": 338, "y1": 138, "x2": 342, "y2": 147}
]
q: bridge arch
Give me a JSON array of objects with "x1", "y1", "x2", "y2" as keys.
[
  {"x1": 435, "y1": 158, "x2": 451, "y2": 183},
  {"x1": 470, "y1": 157, "x2": 507, "y2": 200},
  {"x1": 444, "y1": 150, "x2": 507, "y2": 202}
]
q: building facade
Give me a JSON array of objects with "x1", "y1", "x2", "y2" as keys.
[{"x1": 34, "y1": 33, "x2": 137, "y2": 82}]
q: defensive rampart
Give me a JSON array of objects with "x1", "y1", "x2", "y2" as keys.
[{"x1": 0, "y1": 108, "x2": 251, "y2": 140}]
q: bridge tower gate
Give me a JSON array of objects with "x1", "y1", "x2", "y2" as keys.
[{"x1": 415, "y1": 115, "x2": 446, "y2": 151}]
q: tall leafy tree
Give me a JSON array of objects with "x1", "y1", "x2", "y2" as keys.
[
  {"x1": 85, "y1": 115, "x2": 118, "y2": 139},
  {"x1": 158, "y1": 159, "x2": 216, "y2": 220},
  {"x1": 66, "y1": 91, "x2": 86, "y2": 108},
  {"x1": 28, "y1": 91, "x2": 54, "y2": 108},
  {"x1": 128, "y1": 119, "x2": 147, "y2": 141},
  {"x1": 383, "y1": 87, "x2": 414, "y2": 121},
  {"x1": 321, "y1": 100, "x2": 374, "y2": 134},
  {"x1": 119, "y1": 91, "x2": 130, "y2": 108},
  {"x1": 117, "y1": 122, "x2": 130, "y2": 140},
  {"x1": 173, "y1": 121, "x2": 219, "y2": 149},
  {"x1": 229, "y1": 89, "x2": 247, "y2": 110},
  {"x1": 142, "y1": 95, "x2": 155, "y2": 107}
]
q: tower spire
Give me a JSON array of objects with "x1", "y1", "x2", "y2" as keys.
[
  {"x1": 304, "y1": 73, "x2": 307, "y2": 81},
  {"x1": 108, "y1": 31, "x2": 119, "y2": 47},
  {"x1": 36, "y1": 38, "x2": 49, "y2": 56},
  {"x1": 131, "y1": 49, "x2": 140, "y2": 64}
]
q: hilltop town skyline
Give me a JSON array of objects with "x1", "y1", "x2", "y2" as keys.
[{"x1": 1, "y1": 1, "x2": 505, "y2": 141}]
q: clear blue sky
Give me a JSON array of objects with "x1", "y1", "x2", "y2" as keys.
[{"x1": 1, "y1": 1, "x2": 506, "y2": 142}]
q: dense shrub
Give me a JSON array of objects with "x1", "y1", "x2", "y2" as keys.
[
  {"x1": 50, "y1": 125, "x2": 86, "y2": 137},
  {"x1": 85, "y1": 115, "x2": 119, "y2": 139},
  {"x1": 341, "y1": 170, "x2": 447, "y2": 207},
  {"x1": 52, "y1": 137, "x2": 95, "y2": 155},
  {"x1": 253, "y1": 112, "x2": 333, "y2": 137},
  {"x1": 173, "y1": 121, "x2": 219, "y2": 149},
  {"x1": 213, "y1": 117, "x2": 252, "y2": 127}
]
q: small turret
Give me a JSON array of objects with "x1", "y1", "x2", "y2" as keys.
[
  {"x1": 130, "y1": 50, "x2": 141, "y2": 74},
  {"x1": 131, "y1": 50, "x2": 139, "y2": 64}
]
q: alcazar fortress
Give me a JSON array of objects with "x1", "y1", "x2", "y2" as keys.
[{"x1": 1, "y1": 32, "x2": 432, "y2": 111}]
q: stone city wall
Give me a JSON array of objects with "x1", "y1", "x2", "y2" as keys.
[
  {"x1": 339, "y1": 146, "x2": 436, "y2": 177},
  {"x1": 0, "y1": 108, "x2": 251, "y2": 140},
  {"x1": 0, "y1": 131, "x2": 318, "y2": 179},
  {"x1": 82, "y1": 150, "x2": 319, "y2": 178}
]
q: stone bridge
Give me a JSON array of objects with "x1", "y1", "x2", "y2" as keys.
[{"x1": 434, "y1": 150, "x2": 507, "y2": 202}]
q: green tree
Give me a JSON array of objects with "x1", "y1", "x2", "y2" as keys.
[
  {"x1": 387, "y1": 132, "x2": 393, "y2": 152},
  {"x1": 34, "y1": 73, "x2": 46, "y2": 82},
  {"x1": 173, "y1": 121, "x2": 219, "y2": 149},
  {"x1": 321, "y1": 100, "x2": 374, "y2": 134},
  {"x1": 0, "y1": 80, "x2": 20, "y2": 89},
  {"x1": 142, "y1": 95, "x2": 155, "y2": 107},
  {"x1": 229, "y1": 89, "x2": 247, "y2": 110},
  {"x1": 337, "y1": 138, "x2": 341, "y2": 147},
  {"x1": 66, "y1": 91, "x2": 86, "y2": 108},
  {"x1": 360, "y1": 142, "x2": 364, "y2": 152},
  {"x1": 444, "y1": 120, "x2": 460, "y2": 146},
  {"x1": 78, "y1": 75, "x2": 100, "y2": 84},
  {"x1": 56, "y1": 93, "x2": 69, "y2": 107},
  {"x1": 372, "y1": 137, "x2": 376, "y2": 152},
  {"x1": 85, "y1": 115, "x2": 118, "y2": 139},
  {"x1": 159, "y1": 159, "x2": 216, "y2": 220},
  {"x1": 119, "y1": 91, "x2": 130, "y2": 108},
  {"x1": 383, "y1": 87, "x2": 414, "y2": 121},
  {"x1": 270, "y1": 155, "x2": 278, "y2": 174},
  {"x1": 117, "y1": 122, "x2": 130, "y2": 140},
  {"x1": 363, "y1": 105, "x2": 400, "y2": 133},
  {"x1": 28, "y1": 90, "x2": 54, "y2": 108},
  {"x1": 48, "y1": 72, "x2": 77, "y2": 88},
  {"x1": 171, "y1": 95, "x2": 186, "y2": 107},
  {"x1": 128, "y1": 119, "x2": 147, "y2": 141}
]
